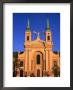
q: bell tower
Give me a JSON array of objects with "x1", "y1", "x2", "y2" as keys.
[
  {"x1": 45, "y1": 18, "x2": 53, "y2": 73},
  {"x1": 25, "y1": 19, "x2": 31, "y2": 42},
  {"x1": 45, "y1": 18, "x2": 52, "y2": 42}
]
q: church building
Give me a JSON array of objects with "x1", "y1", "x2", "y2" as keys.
[{"x1": 14, "y1": 19, "x2": 60, "y2": 77}]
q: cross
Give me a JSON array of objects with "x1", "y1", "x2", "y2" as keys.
[
  {"x1": 33, "y1": 31, "x2": 40, "y2": 37},
  {"x1": 37, "y1": 32, "x2": 40, "y2": 37}
]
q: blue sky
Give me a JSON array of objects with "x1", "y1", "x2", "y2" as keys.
[{"x1": 13, "y1": 13, "x2": 60, "y2": 52}]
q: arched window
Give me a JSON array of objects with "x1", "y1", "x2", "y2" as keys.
[
  {"x1": 47, "y1": 36, "x2": 50, "y2": 40},
  {"x1": 20, "y1": 61, "x2": 23, "y2": 67},
  {"x1": 37, "y1": 55, "x2": 40, "y2": 64},
  {"x1": 27, "y1": 36, "x2": 29, "y2": 41},
  {"x1": 54, "y1": 61, "x2": 57, "y2": 66}
]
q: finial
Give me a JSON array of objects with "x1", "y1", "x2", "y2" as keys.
[
  {"x1": 27, "y1": 18, "x2": 30, "y2": 29},
  {"x1": 46, "y1": 18, "x2": 50, "y2": 31},
  {"x1": 26, "y1": 18, "x2": 30, "y2": 31}
]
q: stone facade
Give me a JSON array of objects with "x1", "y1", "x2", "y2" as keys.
[{"x1": 13, "y1": 19, "x2": 60, "y2": 77}]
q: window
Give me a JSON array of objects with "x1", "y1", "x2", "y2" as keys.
[
  {"x1": 54, "y1": 61, "x2": 57, "y2": 66},
  {"x1": 47, "y1": 36, "x2": 50, "y2": 40},
  {"x1": 27, "y1": 36, "x2": 29, "y2": 41},
  {"x1": 20, "y1": 61, "x2": 23, "y2": 67},
  {"x1": 37, "y1": 55, "x2": 40, "y2": 64}
]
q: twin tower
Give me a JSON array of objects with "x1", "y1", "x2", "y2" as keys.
[{"x1": 25, "y1": 18, "x2": 52, "y2": 44}]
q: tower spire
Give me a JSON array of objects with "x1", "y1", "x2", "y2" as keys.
[
  {"x1": 46, "y1": 18, "x2": 50, "y2": 31},
  {"x1": 26, "y1": 18, "x2": 30, "y2": 32}
]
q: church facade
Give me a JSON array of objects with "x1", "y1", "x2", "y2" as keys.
[{"x1": 14, "y1": 19, "x2": 60, "y2": 77}]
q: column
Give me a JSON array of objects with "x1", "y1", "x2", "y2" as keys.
[
  {"x1": 46, "y1": 49, "x2": 49, "y2": 71},
  {"x1": 25, "y1": 49, "x2": 28, "y2": 74},
  {"x1": 27, "y1": 48, "x2": 32, "y2": 76}
]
